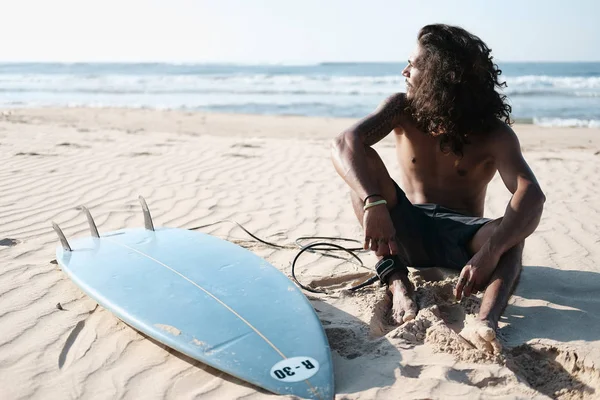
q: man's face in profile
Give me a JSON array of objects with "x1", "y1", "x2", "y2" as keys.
[{"x1": 402, "y1": 44, "x2": 423, "y2": 99}]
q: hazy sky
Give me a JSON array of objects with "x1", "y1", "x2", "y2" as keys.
[{"x1": 1, "y1": 0, "x2": 598, "y2": 63}]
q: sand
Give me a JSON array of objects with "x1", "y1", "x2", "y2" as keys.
[{"x1": 1, "y1": 107, "x2": 600, "y2": 399}]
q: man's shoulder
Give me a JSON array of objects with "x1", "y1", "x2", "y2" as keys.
[
  {"x1": 376, "y1": 93, "x2": 410, "y2": 131},
  {"x1": 378, "y1": 92, "x2": 408, "y2": 114},
  {"x1": 382, "y1": 92, "x2": 407, "y2": 106},
  {"x1": 488, "y1": 121, "x2": 519, "y2": 144},
  {"x1": 481, "y1": 121, "x2": 521, "y2": 157}
]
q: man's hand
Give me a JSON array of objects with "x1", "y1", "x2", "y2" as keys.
[
  {"x1": 363, "y1": 206, "x2": 399, "y2": 257},
  {"x1": 455, "y1": 243, "x2": 500, "y2": 300}
]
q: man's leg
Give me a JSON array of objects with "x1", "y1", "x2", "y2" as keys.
[
  {"x1": 349, "y1": 147, "x2": 417, "y2": 325},
  {"x1": 460, "y1": 219, "x2": 524, "y2": 353}
]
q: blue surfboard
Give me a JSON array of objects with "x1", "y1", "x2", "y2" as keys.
[{"x1": 53, "y1": 199, "x2": 334, "y2": 400}]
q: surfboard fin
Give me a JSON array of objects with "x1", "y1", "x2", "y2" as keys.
[
  {"x1": 80, "y1": 206, "x2": 100, "y2": 238},
  {"x1": 52, "y1": 222, "x2": 72, "y2": 251},
  {"x1": 138, "y1": 196, "x2": 155, "y2": 231}
]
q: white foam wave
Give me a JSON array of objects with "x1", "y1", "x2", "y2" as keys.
[
  {"x1": 1, "y1": 69, "x2": 599, "y2": 124},
  {"x1": 503, "y1": 75, "x2": 600, "y2": 97},
  {"x1": 533, "y1": 117, "x2": 600, "y2": 128},
  {"x1": 0, "y1": 73, "x2": 405, "y2": 96},
  {"x1": 2, "y1": 73, "x2": 599, "y2": 98}
]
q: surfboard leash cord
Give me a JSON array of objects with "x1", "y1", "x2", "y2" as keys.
[{"x1": 188, "y1": 220, "x2": 380, "y2": 294}]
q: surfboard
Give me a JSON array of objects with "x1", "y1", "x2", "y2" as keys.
[{"x1": 52, "y1": 198, "x2": 334, "y2": 400}]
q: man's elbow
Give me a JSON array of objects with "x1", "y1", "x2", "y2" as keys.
[
  {"x1": 525, "y1": 181, "x2": 546, "y2": 208},
  {"x1": 331, "y1": 131, "x2": 353, "y2": 159},
  {"x1": 331, "y1": 133, "x2": 343, "y2": 153},
  {"x1": 538, "y1": 187, "x2": 547, "y2": 205}
]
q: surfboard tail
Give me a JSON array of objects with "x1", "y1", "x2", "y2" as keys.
[
  {"x1": 138, "y1": 195, "x2": 155, "y2": 231},
  {"x1": 51, "y1": 222, "x2": 72, "y2": 251}
]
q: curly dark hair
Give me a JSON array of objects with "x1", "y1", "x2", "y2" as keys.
[{"x1": 407, "y1": 24, "x2": 512, "y2": 156}]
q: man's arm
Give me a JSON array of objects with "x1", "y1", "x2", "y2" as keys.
[
  {"x1": 487, "y1": 124, "x2": 546, "y2": 257},
  {"x1": 455, "y1": 124, "x2": 545, "y2": 301},
  {"x1": 330, "y1": 92, "x2": 406, "y2": 201}
]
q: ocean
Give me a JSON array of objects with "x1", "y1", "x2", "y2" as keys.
[{"x1": 0, "y1": 62, "x2": 599, "y2": 128}]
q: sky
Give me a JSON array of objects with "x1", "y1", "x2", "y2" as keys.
[{"x1": 0, "y1": 0, "x2": 598, "y2": 63}]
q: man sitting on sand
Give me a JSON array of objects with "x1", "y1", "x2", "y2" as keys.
[{"x1": 331, "y1": 24, "x2": 545, "y2": 354}]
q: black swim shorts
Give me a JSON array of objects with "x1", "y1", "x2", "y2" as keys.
[{"x1": 375, "y1": 181, "x2": 492, "y2": 282}]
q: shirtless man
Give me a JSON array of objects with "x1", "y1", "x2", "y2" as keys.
[{"x1": 331, "y1": 24, "x2": 545, "y2": 353}]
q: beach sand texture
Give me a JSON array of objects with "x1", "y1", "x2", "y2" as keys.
[{"x1": 1, "y1": 108, "x2": 600, "y2": 399}]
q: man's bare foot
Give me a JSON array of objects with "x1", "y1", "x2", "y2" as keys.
[
  {"x1": 388, "y1": 271, "x2": 418, "y2": 325},
  {"x1": 459, "y1": 315, "x2": 502, "y2": 354}
]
